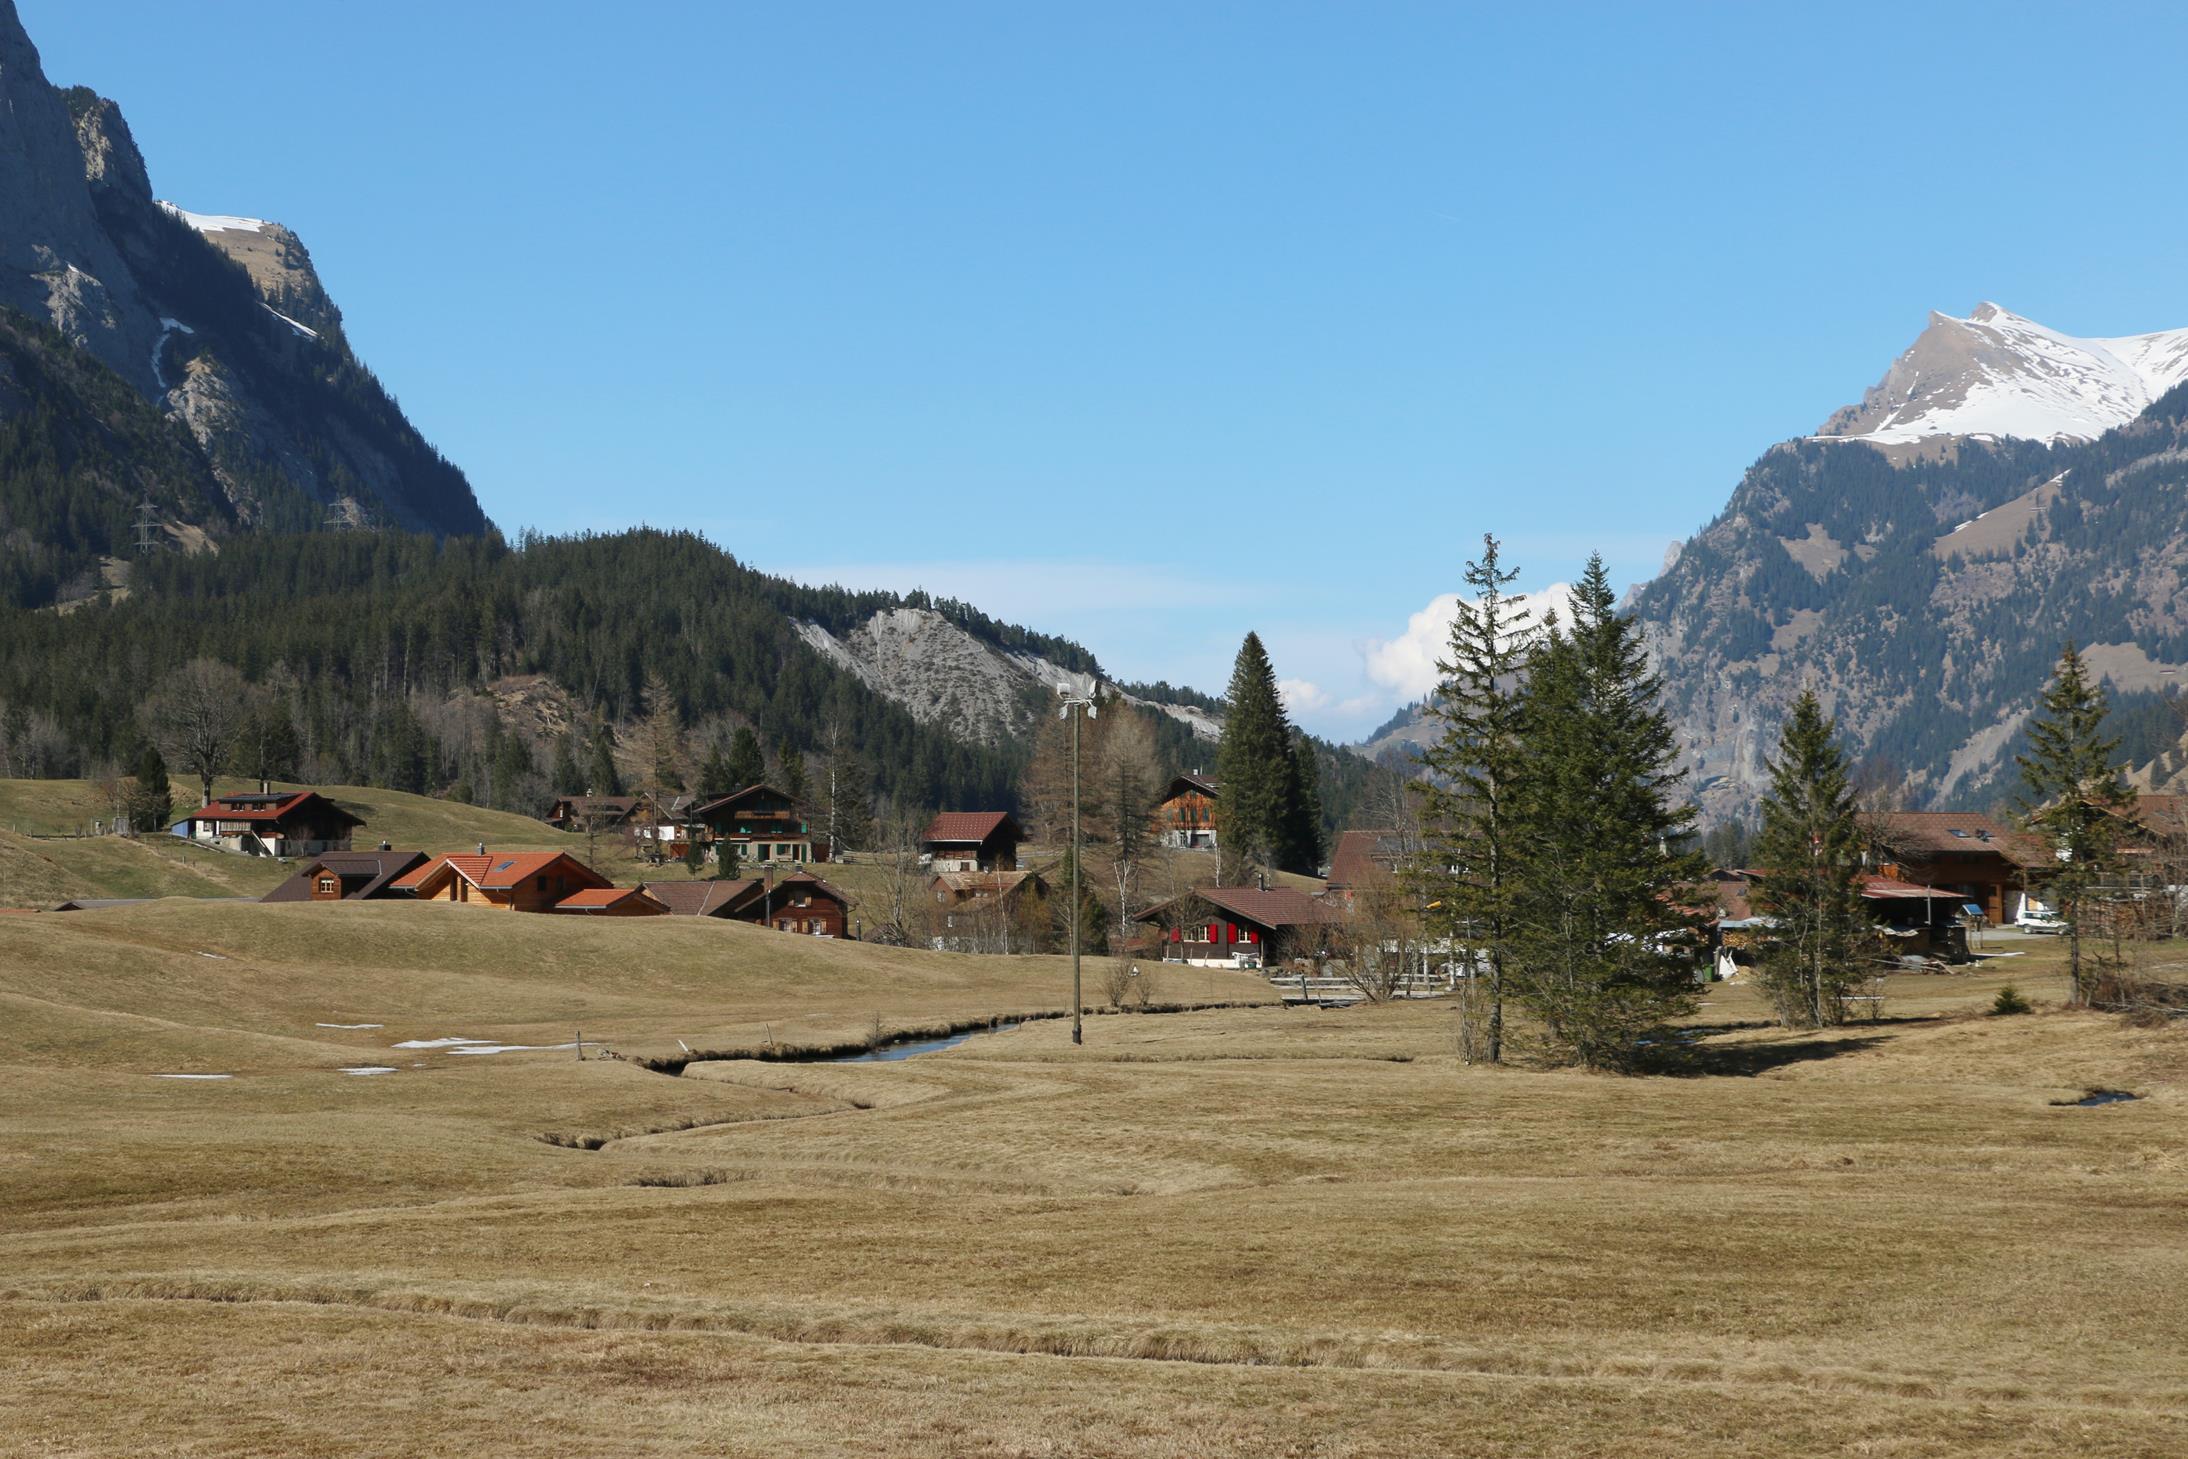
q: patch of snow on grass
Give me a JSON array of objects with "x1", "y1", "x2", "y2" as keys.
[
  {"x1": 317, "y1": 1023, "x2": 383, "y2": 1030},
  {"x1": 154, "y1": 1074, "x2": 234, "y2": 1080},
  {"x1": 392, "y1": 1037, "x2": 495, "y2": 1049},
  {"x1": 448, "y1": 1043, "x2": 581, "y2": 1057},
  {"x1": 158, "y1": 202, "x2": 268, "y2": 234},
  {"x1": 339, "y1": 1066, "x2": 398, "y2": 1077}
]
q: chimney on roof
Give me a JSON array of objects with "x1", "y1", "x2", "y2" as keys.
[
  {"x1": 378, "y1": 840, "x2": 391, "y2": 852},
  {"x1": 259, "y1": 779, "x2": 270, "y2": 794},
  {"x1": 477, "y1": 842, "x2": 486, "y2": 856}
]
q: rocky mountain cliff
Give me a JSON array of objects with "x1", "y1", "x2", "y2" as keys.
[
  {"x1": 0, "y1": 0, "x2": 487, "y2": 606},
  {"x1": 1630, "y1": 304, "x2": 2188, "y2": 824},
  {"x1": 795, "y1": 605, "x2": 1224, "y2": 748}
]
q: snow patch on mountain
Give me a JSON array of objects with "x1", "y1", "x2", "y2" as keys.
[
  {"x1": 1817, "y1": 303, "x2": 2188, "y2": 446},
  {"x1": 157, "y1": 202, "x2": 268, "y2": 235}
]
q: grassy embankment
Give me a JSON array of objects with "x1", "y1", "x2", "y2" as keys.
[{"x1": 1, "y1": 901, "x2": 2182, "y2": 1456}]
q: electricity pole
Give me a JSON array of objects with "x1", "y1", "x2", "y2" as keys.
[{"x1": 1058, "y1": 686, "x2": 1097, "y2": 1045}]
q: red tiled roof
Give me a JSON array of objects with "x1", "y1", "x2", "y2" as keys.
[
  {"x1": 922, "y1": 812, "x2": 1020, "y2": 846},
  {"x1": 554, "y1": 886, "x2": 658, "y2": 912},
  {"x1": 193, "y1": 790, "x2": 363, "y2": 827},
  {"x1": 393, "y1": 851, "x2": 603, "y2": 893}
]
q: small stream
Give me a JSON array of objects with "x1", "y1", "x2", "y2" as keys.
[
  {"x1": 824, "y1": 1020, "x2": 1026, "y2": 1063},
  {"x1": 2063, "y1": 1088, "x2": 2141, "y2": 1108}
]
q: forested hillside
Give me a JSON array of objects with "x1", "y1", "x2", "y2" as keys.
[{"x1": 0, "y1": 527, "x2": 1380, "y2": 842}]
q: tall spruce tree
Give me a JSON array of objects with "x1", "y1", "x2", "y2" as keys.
[
  {"x1": 588, "y1": 729, "x2": 625, "y2": 797},
  {"x1": 1408, "y1": 533, "x2": 1535, "y2": 1064},
  {"x1": 724, "y1": 726, "x2": 766, "y2": 791},
  {"x1": 131, "y1": 743, "x2": 172, "y2": 833},
  {"x1": 1283, "y1": 731, "x2": 1326, "y2": 874},
  {"x1": 550, "y1": 734, "x2": 584, "y2": 797},
  {"x1": 1751, "y1": 690, "x2": 1873, "y2": 1027},
  {"x1": 698, "y1": 738, "x2": 735, "y2": 798},
  {"x1": 2017, "y1": 642, "x2": 2129, "y2": 1006},
  {"x1": 1507, "y1": 557, "x2": 1705, "y2": 1070},
  {"x1": 1217, "y1": 632, "x2": 1303, "y2": 881}
]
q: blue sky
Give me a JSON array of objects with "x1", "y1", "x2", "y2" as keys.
[{"x1": 24, "y1": 1, "x2": 2188, "y2": 737}]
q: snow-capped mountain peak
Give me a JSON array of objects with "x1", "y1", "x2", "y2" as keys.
[{"x1": 1815, "y1": 302, "x2": 2188, "y2": 447}]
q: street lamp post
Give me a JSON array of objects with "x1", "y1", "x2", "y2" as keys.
[{"x1": 1058, "y1": 685, "x2": 1097, "y2": 1046}]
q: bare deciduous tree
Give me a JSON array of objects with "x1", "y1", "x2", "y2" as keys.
[
  {"x1": 146, "y1": 659, "x2": 249, "y2": 807},
  {"x1": 873, "y1": 807, "x2": 929, "y2": 946}
]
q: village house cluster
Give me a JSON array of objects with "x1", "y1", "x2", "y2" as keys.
[{"x1": 95, "y1": 773, "x2": 2183, "y2": 989}]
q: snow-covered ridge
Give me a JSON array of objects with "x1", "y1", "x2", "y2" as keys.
[
  {"x1": 158, "y1": 201, "x2": 269, "y2": 235},
  {"x1": 1817, "y1": 303, "x2": 2188, "y2": 447}
]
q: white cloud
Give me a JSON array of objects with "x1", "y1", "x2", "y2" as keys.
[
  {"x1": 1278, "y1": 678, "x2": 1330, "y2": 713},
  {"x1": 1360, "y1": 583, "x2": 1572, "y2": 702}
]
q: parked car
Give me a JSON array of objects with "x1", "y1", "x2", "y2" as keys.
[{"x1": 2016, "y1": 902, "x2": 2069, "y2": 935}]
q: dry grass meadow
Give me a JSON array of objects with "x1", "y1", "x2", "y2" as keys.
[{"x1": 1, "y1": 899, "x2": 2184, "y2": 1457}]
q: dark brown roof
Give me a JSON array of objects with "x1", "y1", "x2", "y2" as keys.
[
  {"x1": 643, "y1": 879, "x2": 760, "y2": 917},
  {"x1": 261, "y1": 850, "x2": 430, "y2": 903},
  {"x1": 922, "y1": 812, "x2": 1021, "y2": 846},
  {"x1": 1875, "y1": 812, "x2": 2046, "y2": 867},
  {"x1": 691, "y1": 784, "x2": 797, "y2": 819},
  {"x1": 1135, "y1": 885, "x2": 1345, "y2": 931},
  {"x1": 1327, "y1": 830, "x2": 1406, "y2": 889},
  {"x1": 931, "y1": 869, "x2": 1046, "y2": 903},
  {"x1": 1161, "y1": 773, "x2": 1220, "y2": 801},
  {"x1": 643, "y1": 872, "x2": 852, "y2": 918},
  {"x1": 549, "y1": 795, "x2": 638, "y2": 820}
]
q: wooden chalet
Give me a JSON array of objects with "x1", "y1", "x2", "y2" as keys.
[
  {"x1": 544, "y1": 795, "x2": 640, "y2": 833},
  {"x1": 1870, "y1": 812, "x2": 2048, "y2": 924},
  {"x1": 687, "y1": 784, "x2": 823, "y2": 866},
  {"x1": 180, "y1": 790, "x2": 363, "y2": 859},
  {"x1": 928, "y1": 868, "x2": 1050, "y2": 952},
  {"x1": 1134, "y1": 885, "x2": 1345, "y2": 969},
  {"x1": 261, "y1": 850, "x2": 429, "y2": 903},
  {"x1": 392, "y1": 851, "x2": 616, "y2": 913},
  {"x1": 921, "y1": 812, "x2": 1022, "y2": 873},
  {"x1": 644, "y1": 872, "x2": 851, "y2": 936},
  {"x1": 1154, "y1": 773, "x2": 1220, "y2": 850}
]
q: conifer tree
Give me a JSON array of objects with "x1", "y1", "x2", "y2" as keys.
[
  {"x1": 2017, "y1": 642, "x2": 2129, "y2": 1006},
  {"x1": 131, "y1": 743, "x2": 172, "y2": 833},
  {"x1": 550, "y1": 733, "x2": 583, "y2": 797},
  {"x1": 1284, "y1": 731, "x2": 1326, "y2": 874},
  {"x1": 1217, "y1": 632, "x2": 1310, "y2": 881},
  {"x1": 1507, "y1": 557, "x2": 1705, "y2": 1070},
  {"x1": 777, "y1": 738, "x2": 810, "y2": 810},
  {"x1": 1408, "y1": 533, "x2": 1535, "y2": 1063},
  {"x1": 588, "y1": 729, "x2": 624, "y2": 797},
  {"x1": 698, "y1": 739, "x2": 735, "y2": 798},
  {"x1": 724, "y1": 726, "x2": 766, "y2": 791},
  {"x1": 1751, "y1": 690, "x2": 1873, "y2": 1027}
]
